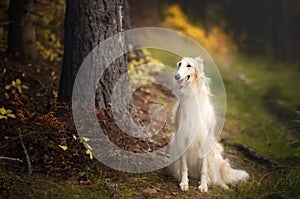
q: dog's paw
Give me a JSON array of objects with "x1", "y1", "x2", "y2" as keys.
[
  {"x1": 179, "y1": 182, "x2": 189, "y2": 191},
  {"x1": 221, "y1": 184, "x2": 229, "y2": 189},
  {"x1": 198, "y1": 183, "x2": 208, "y2": 192}
]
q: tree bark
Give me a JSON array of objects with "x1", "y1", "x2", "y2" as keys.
[
  {"x1": 58, "y1": 0, "x2": 130, "y2": 109},
  {"x1": 6, "y1": 0, "x2": 38, "y2": 62},
  {"x1": 281, "y1": 0, "x2": 292, "y2": 62},
  {"x1": 265, "y1": 0, "x2": 274, "y2": 58}
]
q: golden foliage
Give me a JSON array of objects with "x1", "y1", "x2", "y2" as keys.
[
  {"x1": 0, "y1": 107, "x2": 16, "y2": 120},
  {"x1": 163, "y1": 4, "x2": 236, "y2": 58},
  {"x1": 5, "y1": 79, "x2": 29, "y2": 99},
  {"x1": 36, "y1": 0, "x2": 65, "y2": 63},
  {"x1": 128, "y1": 46, "x2": 163, "y2": 85},
  {"x1": 36, "y1": 30, "x2": 63, "y2": 63}
]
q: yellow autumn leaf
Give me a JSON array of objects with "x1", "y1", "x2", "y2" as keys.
[
  {"x1": 22, "y1": 85, "x2": 29, "y2": 90},
  {"x1": 17, "y1": 87, "x2": 23, "y2": 94},
  {"x1": 0, "y1": 115, "x2": 7, "y2": 119},
  {"x1": 16, "y1": 79, "x2": 21, "y2": 85},
  {"x1": 0, "y1": 108, "x2": 5, "y2": 115},
  {"x1": 58, "y1": 145, "x2": 68, "y2": 151},
  {"x1": 5, "y1": 85, "x2": 10, "y2": 90},
  {"x1": 86, "y1": 149, "x2": 93, "y2": 160},
  {"x1": 7, "y1": 114, "x2": 16, "y2": 119},
  {"x1": 72, "y1": 134, "x2": 77, "y2": 140},
  {"x1": 5, "y1": 109, "x2": 12, "y2": 114},
  {"x1": 85, "y1": 143, "x2": 93, "y2": 151},
  {"x1": 82, "y1": 137, "x2": 90, "y2": 142}
]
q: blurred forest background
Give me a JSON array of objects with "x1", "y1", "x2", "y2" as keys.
[
  {"x1": 1, "y1": 0, "x2": 300, "y2": 62},
  {"x1": 131, "y1": 0, "x2": 300, "y2": 62},
  {"x1": 0, "y1": 0, "x2": 300, "y2": 62},
  {"x1": 0, "y1": 0, "x2": 300, "y2": 198}
]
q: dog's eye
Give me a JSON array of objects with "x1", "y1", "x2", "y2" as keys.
[
  {"x1": 178, "y1": 62, "x2": 181, "y2": 67},
  {"x1": 187, "y1": 64, "x2": 191, "y2": 67}
]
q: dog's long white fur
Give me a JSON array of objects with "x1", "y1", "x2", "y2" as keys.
[{"x1": 169, "y1": 57, "x2": 249, "y2": 192}]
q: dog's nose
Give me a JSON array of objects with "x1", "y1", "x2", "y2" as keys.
[{"x1": 175, "y1": 73, "x2": 180, "y2": 80}]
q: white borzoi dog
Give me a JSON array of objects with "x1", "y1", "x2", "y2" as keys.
[{"x1": 169, "y1": 57, "x2": 249, "y2": 192}]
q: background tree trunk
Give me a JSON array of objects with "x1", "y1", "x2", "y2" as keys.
[
  {"x1": 265, "y1": 0, "x2": 274, "y2": 58},
  {"x1": 281, "y1": 0, "x2": 292, "y2": 62},
  {"x1": 6, "y1": 0, "x2": 38, "y2": 62},
  {"x1": 58, "y1": 0, "x2": 130, "y2": 108}
]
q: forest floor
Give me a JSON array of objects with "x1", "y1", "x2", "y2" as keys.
[{"x1": 0, "y1": 55, "x2": 300, "y2": 199}]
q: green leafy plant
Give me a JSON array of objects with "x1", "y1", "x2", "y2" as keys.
[
  {"x1": 128, "y1": 47, "x2": 163, "y2": 86},
  {"x1": 59, "y1": 134, "x2": 94, "y2": 160},
  {"x1": 0, "y1": 107, "x2": 16, "y2": 120},
  {"x1": 82, "y1": 137, "x2": 93, "y2": 160},
  {"x1": 36, "y1": 30, "x2": 63, "y2": 63},
  {"x1": 4, "y1": 78, "x2": 29, "y2": 99}
]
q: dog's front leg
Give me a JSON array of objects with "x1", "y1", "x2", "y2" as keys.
[
  {"x1": 198, "y1": 157, "x2": 208, "y2": 192},
  {"x1": 179, "y1": 154, "x2": 189, "y2": 191}
]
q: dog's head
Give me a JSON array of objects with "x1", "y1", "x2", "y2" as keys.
[{"x1": 175, "y1": 57, "x2": 204, "y2": 90}]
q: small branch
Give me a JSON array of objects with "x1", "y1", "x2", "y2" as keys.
[
  {"x1": 18, "y1": 128, "x2": 32, "y2": 175},
  {"x1": 25, "y1": 10, "x2": 44, "y2": 18},
  {"x1": 0, "y1": 21, "x2": 13, "y2": 26},
  {"x1": 0, "y1": 156, "x2": 23, "y2": 163}
]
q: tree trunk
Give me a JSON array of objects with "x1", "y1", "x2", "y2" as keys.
[
  {"x1": 6, "y1": 0, "x2": 38, "y2": 62},
  {"x1": 281, "y1": 0, "x2": 292, "y2": 62},
  {"x1": 58, "y1": 0, "x2": 130, "y2": 109},
  {"x1": 265, "y1": 0, "x2": 274, "y2": 58}
]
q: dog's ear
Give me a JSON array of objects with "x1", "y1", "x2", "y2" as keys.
[{"x1": 194, "y1": 57, "x2": 204, "y2": 72}]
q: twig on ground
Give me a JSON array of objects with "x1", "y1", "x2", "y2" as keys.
[
  {"x1": 0, "y1": 156, "x2": 23, "y2": 163},
  {"x1": 18, "y1": 128, "x2": 32, "y2": 175}
]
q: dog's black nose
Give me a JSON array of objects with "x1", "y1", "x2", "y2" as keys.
[{"x1": 175, "y1": 73, "x2": 180, "y2": 80}]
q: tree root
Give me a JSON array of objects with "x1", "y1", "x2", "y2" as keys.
[{"x1": 222, "y1": 139, "x2": 282, "y2": 169}]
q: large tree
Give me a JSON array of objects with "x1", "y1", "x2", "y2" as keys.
[
  {"x1": 58, "y1": 0, "x2": 131, "y2": 108},
  {"x1": 6, "y1": 0, "x2": 38, "y2": 61}
]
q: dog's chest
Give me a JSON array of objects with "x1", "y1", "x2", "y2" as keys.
[{"x1": 180, "y1": 99, "x2": 211, "y2": 120}]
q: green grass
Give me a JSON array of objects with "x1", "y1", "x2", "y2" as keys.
[
  {"x1": 217, "y1": 54, "x2": 300, "y2": 161},
  {"x1": 222, "y1": 76, "x2": 300, "y2": 161},
  {"x1": 219, "y1": 55, "x2": 300, "y2": 107},
  {"x1": 0, "y1": 168, "x2": 112, "y2": 198}
]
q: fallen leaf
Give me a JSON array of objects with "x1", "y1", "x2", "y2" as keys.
[
  {"x1": 7, "y1": 114, "x2": 16, "y2": 119},
  {"x1": 142, "y1": 187, "x2": 157, "y2": 194},
  {"x1": 82, "y1": 137, "x2": 90, "y2": 142},
  {"x1": 58, "y1": 145, "x2": 67, "y2": 151},
  {"x1": 86, "y1": 149, "x2": 93, "y2": 159}
]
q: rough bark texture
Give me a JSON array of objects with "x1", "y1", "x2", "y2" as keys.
[
  {"x1": 265, "y1": 0, "x2": 293, "y2": 62},
  {"x1": 59, "y1": 0, "x2": 130, "y2": 108},
  {"x1": 6, "y1": 0, "x2": 38, "y2": 62}
]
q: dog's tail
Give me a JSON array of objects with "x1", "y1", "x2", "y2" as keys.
[
  {"x1": 220, "y1": 158, "x2": 249, "y2": 185},
  {"x1": 210, "y1": 143, "x2": 249, "y2": 185}
]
